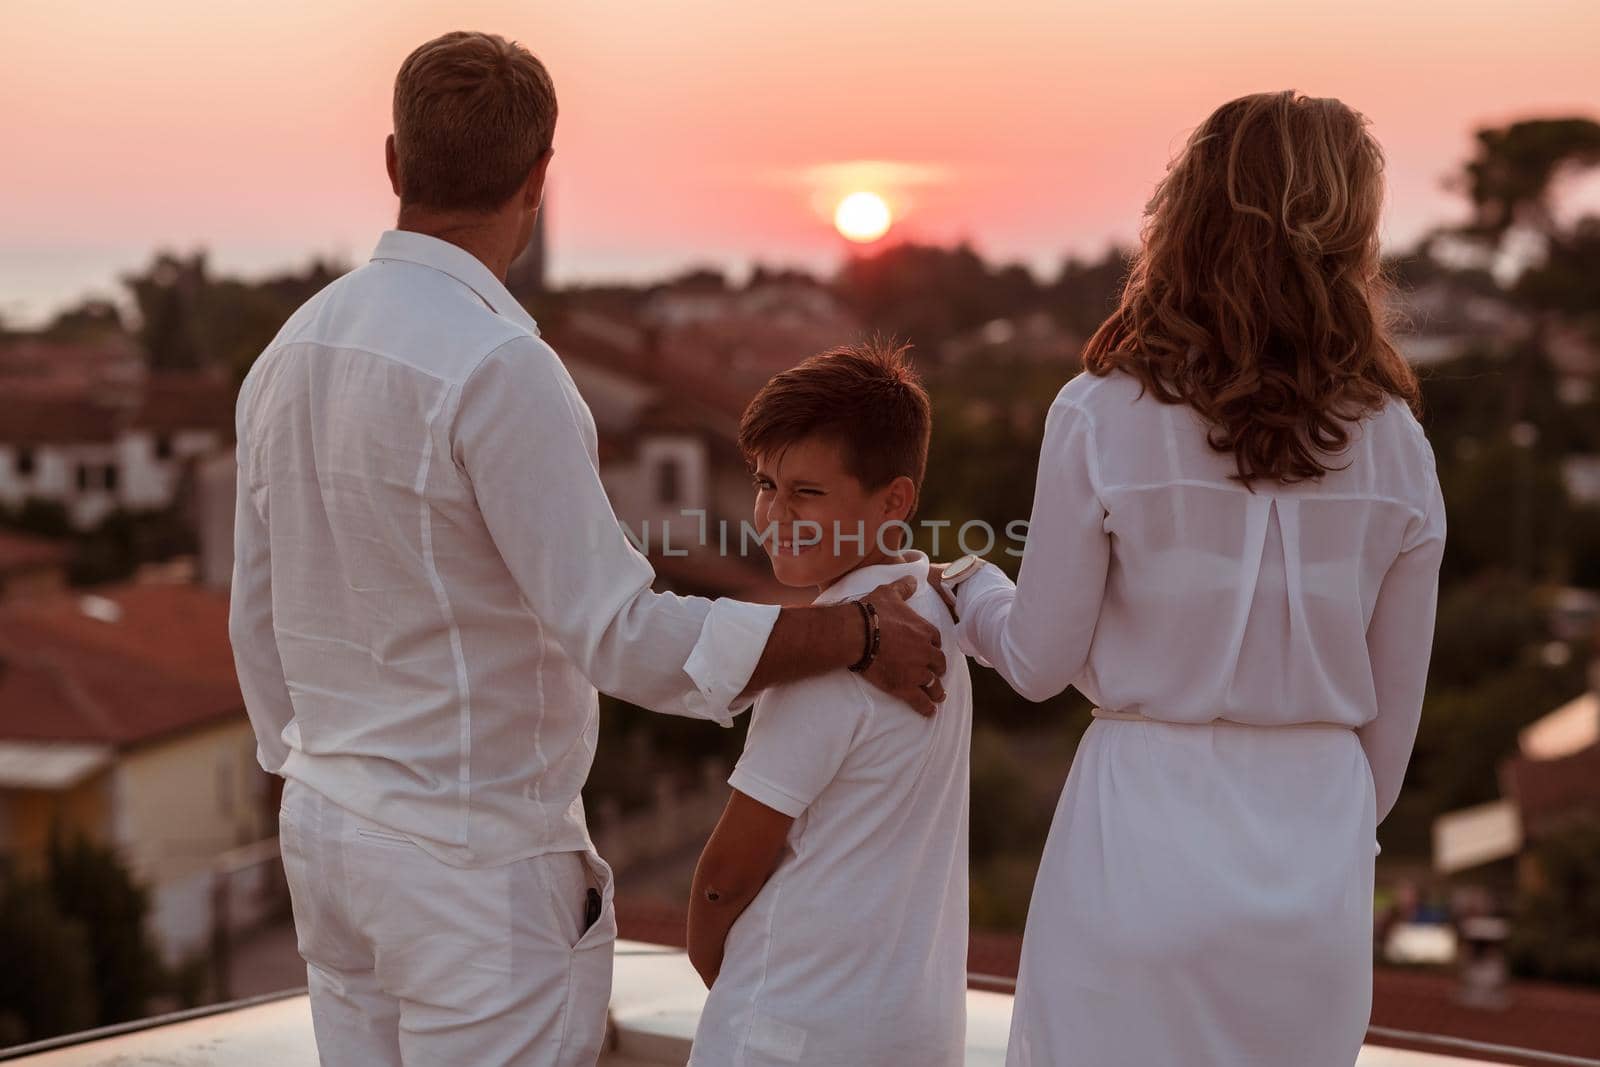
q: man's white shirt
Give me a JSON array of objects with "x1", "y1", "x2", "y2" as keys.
[
  {"x1": 690, "y1": 553, "x2": 972, "y2": 1067},
  {"x1": 229, "y1": 229, "x2": 780, "y2": 867}
]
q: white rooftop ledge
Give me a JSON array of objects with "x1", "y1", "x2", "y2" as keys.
[{"x1": 1, "y1": 941, "x2": 1524, "y2": 1066}]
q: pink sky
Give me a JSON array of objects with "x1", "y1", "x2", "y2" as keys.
[{"x1": 3, "y1": 0, "x2": 1598, "y2": 325}]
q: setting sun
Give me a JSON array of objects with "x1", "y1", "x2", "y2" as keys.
[{"x1": 834, "y1": 190, "x2": 893, "y2": 243}]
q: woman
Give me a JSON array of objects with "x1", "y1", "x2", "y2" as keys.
[{"x1": 937, "y1": 92, "x2": 1445, "y2": 1066}]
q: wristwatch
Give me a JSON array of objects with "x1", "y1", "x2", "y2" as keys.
[{"x1": 941, "y1": 553, "x2": 984, "y2": 588}]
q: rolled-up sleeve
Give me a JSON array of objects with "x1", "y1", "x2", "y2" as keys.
[{"x1": 453, "y1": 336, "x2": 777, "y2": 725}]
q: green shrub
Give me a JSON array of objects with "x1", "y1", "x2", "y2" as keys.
[
  {"x1": 0, "y1": 876, "x2": 96, "y2": 1042},
  {"x1": 1508, "y1": 818, "x2": 1600, "y2": 984}
]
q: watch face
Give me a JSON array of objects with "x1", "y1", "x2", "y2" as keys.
[{"x1": 944, "y1": 554, "x2": 981, "y2": 584}]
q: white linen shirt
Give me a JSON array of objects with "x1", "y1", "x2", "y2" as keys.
[
  {"x1": 691, "y1": 553, "x2": 972, "y2": 1067},
  {"x1": 229, "y1": 229, "x2": 780, "y2": 867},
  {"x1": 955, "y1": 368, "x2": 1446, "y2": 823}
]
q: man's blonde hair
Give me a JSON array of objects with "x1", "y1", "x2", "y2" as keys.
[{"x1": 392, "y1": 31, "x2": 557, "y2": 213}]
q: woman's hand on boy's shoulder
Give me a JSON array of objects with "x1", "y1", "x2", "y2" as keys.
[{"x1": 927, "y1": 562, "x2": 959, "y2": 623}]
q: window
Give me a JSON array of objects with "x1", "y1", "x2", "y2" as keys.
[
  {"x1": 103, "y1": 464, "x2": 119, "y2": 492},
  {"x1": 656, "y1": 458, "x2": 682, "y2": 505},
  {"x1": 14, "y1": 448, "x2": 34, "y2": 477},
  {"x1": 154, "y1": 434, "x2": 173, "y2": 460},
  {"x1": 76, "y1": 463, "x2": 89, "y2": 491}
]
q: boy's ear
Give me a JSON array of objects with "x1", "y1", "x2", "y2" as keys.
[{"x1": 882, "y1": 475, "x2": 917, "y2": 524}]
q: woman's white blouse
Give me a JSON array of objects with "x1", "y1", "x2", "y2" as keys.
[{"x1": 956, "y1": 369, "x2": 1446, "y2": 821}]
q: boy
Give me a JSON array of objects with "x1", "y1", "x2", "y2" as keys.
[{"x1": 687, "y1": 342, "x2": 973, "y2": 1066}]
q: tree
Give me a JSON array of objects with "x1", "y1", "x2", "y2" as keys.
[
  {"x1": 39, "y1": 298, "x2": 127, "y2": 342},
  {"x1": 1508, "y1": 818, "x2": 1600, "y2": 984},
  {"x1": 0, "y1": 497, "x2": 72, "y2": 539},
  {"x1": 1050, "y1": 248, "x2": 1131, "y2": 339},
  {"x1": 1445, "y1": 117, "x2": 1600, "y2": 580},
  {"x1": 123, "y1": 252, "x2": 210, "y2": 373},
  {"x1": 1517, "y1": 216, "x2": 1600, "y2": 323},
  {"x1": 0, "y1": 876, "x2": 96, "y2": 1044},
  {"x1": 67, "y1": 506, "x2": 199, "y2": 587},
  {"x1": 834, "y1": 242, "x2": 1045, "y2": 351},
  {"x1": 1435, "y1": 435, "x2": 1574, "y2": 584},
  {"x1": 120, "y1": 251, "x2": 347, "y2": 386},
  {"x1": 1456, "y1": 119, "x2": 1600, "y2": 244},
  {"x1": 968, "y1": 725, "x2": 1060, "y2": 932},
  {"x1": 46, "y1": 834, "x2": 163, "y2": 1026}
]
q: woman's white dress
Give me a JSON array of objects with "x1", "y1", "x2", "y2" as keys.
[{"x1": 955, "y1": 368, "x2": 1446, "y2": 1067}]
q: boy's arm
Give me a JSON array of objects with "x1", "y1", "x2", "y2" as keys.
[
  {"x1": 687, "y1": 790, "x2": 794, "y2": 987},
  {"x1": 687, "y1": 674, "x2": 874, "y2": 987}
]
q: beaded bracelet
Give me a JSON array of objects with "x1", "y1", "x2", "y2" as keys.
[{"x1": 847, "y1": 598, "x2": 881, "y2": 673}]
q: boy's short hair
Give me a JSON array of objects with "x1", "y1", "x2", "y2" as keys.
[
  {"x1": 738, "y1": 340, "x2": 931, "y2": 514},
  {"x1": 392, "y1": 31, "x2": 557, "y2": 213}
]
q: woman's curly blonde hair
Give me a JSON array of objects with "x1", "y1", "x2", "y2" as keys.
[{"x1": 1083, "y1": 91, "x2": 1420, "y2": 486}]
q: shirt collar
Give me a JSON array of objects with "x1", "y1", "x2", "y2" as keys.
[
  {"x1": 814, "y1": 550, "x2": 930, "y2": 606},
  {"x1": 370, "y1": 229, "x2": 541, "y2": 337}
]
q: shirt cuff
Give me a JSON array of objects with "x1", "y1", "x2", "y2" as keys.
[
  {"x1": 683, "y1": 599, "x2": 782, "y2": 727},
  {"x1": 728, "y1": 766, "x2": 809, "y2": 819},
  {"x1": 953, "y1": 562, "x2": 1013, "y2": 666}
]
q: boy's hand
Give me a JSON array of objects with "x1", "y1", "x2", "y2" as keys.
[{"x1": 861, "y1": 576, "x2": 947, "y2": 716}]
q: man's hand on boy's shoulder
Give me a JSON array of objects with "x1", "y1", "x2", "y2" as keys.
[{"x1": 859, "y1": 576, "x2": 947, "y2": 716}]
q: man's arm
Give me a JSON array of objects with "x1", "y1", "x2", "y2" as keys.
[
  {"x1": 227, "y1": 385, "x2": 296, "y2": 774},
  {"x1": 454, "y1": 337, "x2": 947, "y2": 721},
  {"x1": 687, "y1": 790, "x2": 793, "y2": 987},
  {"x1": 739, "y1": 578, "x2": 947, "y2": 715}
]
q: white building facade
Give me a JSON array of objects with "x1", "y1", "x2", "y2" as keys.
[{"x1": 1, "y1": 376, "x2": 230, "y2": 530}]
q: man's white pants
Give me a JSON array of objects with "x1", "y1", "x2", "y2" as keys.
[{"x1": 278, "y1": 779, "x2": 615, "y2": 1066}]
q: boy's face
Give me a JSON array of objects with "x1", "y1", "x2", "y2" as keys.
[{"x1": 751, "y1": 436, "x2": 913, "y2": 591}]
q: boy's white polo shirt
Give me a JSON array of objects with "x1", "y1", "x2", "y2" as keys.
[{"x1": 690, "y1": 552, "x2": 973, "y2": 1067}]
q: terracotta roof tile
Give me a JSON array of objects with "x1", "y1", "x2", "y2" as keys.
[
  {"x1": 0, "y1": 581, "x2": 242, "y2": 748},
  {"x1": 2, "y1": 372, "x2": 233, "y2": 445},
  {"x1": 0, "y1": 531, "x2": 70, "y2": 573},
  {"x1": 4, "y1": 391, "x2": 120, "y2": 444},
  {"x1": 0, "y1": 337, "x2": 143, "y2": 391},
  {"x1": 132, "y1": 373, "x2": 234, "y2": 436}
]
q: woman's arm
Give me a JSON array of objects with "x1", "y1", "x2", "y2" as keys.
[
  {"x1": 1360, "y1": 470, "x2": 1447, "y2": 823},
  {"x1": 955, "y1": 396, "x2": 1111, "y2": 702},
  {"x1": 687, "y1": 790, "x2": 794, "y2": 987}
]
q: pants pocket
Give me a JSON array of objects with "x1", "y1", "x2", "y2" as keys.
[
  {"x1": 572, "y1": 850, "x2": 617, "y2": 953},
  {"x1": 557, "y1": 851, "x2": 616, "y2": 1067},
  {"x1": 534, "y1": 849, "x2": 617, "y2": 952}
]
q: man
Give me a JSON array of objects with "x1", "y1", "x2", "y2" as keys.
[{"x1": 228, "y1": 30, "x2": 946, "y2": 1067}]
